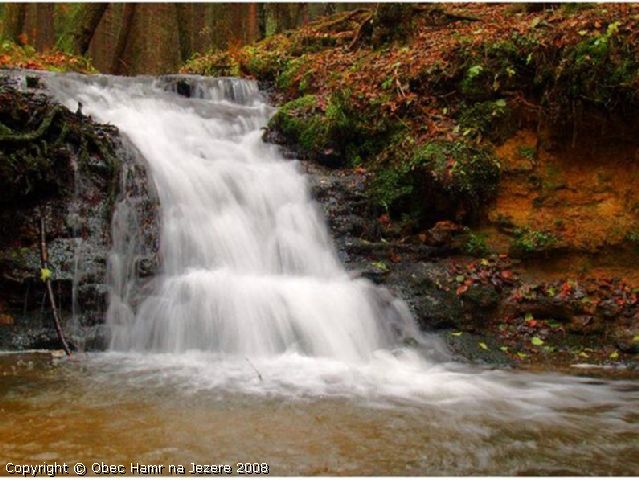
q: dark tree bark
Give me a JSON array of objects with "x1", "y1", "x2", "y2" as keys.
[
  {"x1": 191, "y1": 3, "x2": 207, "y2": 53},
  {"x1": 247, "y1": 3, "x2": 259, "y2": 42},
  {"x1": 66, "y1": 4, "x2": 108, "y2": 55},
  {"x1": 258, "y1": 3, "x2": 267, "y2": 39},
  {"x1": 371, "y1": 3, "x2": 413, "y2": 46},
  {"x1": 34, "y1": 3, "x2": 55, "y2": 51},
  {"x1": 323, "y1": 3, "x2": 336, "y2": 17},
  {"x1": 2, "y1": 4, "x2": 27, "y2": 44},
  {"x1": 175, "y1": 3, "x2": 192, "y2": 62},
  {"x1": 111, "y1": 3, "x2": 136, "y2": 74}
]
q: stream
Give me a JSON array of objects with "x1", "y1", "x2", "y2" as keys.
[{"x1": 1, "y1": 74, "x2": 637, "y2": 475}]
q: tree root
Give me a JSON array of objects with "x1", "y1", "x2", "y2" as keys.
[{"x1": 0, "y1": 105, "x2": 63, "y2": 143}]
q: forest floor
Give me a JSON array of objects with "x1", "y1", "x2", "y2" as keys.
[
  {"x1": 0, "y1": 41, "x2": 95, "y2": 72},
  {"x1": 184, "y1": 3, "x2": 639, "y2": 374}
]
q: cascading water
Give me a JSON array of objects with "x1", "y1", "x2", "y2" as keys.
[
  {"x1": 46, "y1": 74, "x2": 421, "y2": 361},
  {"x1": 42, "y1": 74, "x2": 639, "y2": 429}
]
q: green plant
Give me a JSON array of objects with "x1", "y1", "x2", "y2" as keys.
[
  {"x1": 457, "y1": 99, "x2": 512, "y2": 141},
  {"x1": 510, "y1": 227, "x2": 558, "y2": 255},
  {"x1": 464, "y1": 232, "x2": 490, "y2": 257},
  {"x1": 413, "y1": 140, "x2": 501, "y2": 205}
]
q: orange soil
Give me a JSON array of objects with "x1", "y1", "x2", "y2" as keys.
[{"x1": 484, "y1": 129, "x2": 639, "y2": 282}]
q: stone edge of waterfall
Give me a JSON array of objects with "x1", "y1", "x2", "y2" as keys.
[{"x1": 0, "y1": 70, "x2": 159, "y2": 352}]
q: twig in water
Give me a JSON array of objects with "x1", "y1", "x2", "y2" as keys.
[{"x1": 244, "y1": 356, "x2": 263, "y2": 382}]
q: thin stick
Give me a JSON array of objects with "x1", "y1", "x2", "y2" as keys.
[
  {"x1": 39, "y1": 210, "x2": 71, "y2": 356},
  {"x1": 244, "y1": 356, "x2": 263, "y2": 382}
]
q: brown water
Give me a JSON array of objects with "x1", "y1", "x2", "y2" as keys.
[{"x1": 1, "y1": 352, "x2": 638, "y2": 476}]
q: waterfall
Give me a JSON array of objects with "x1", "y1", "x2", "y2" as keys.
[
  {"x1": 40, "y1": 73, "x2": 639, "y2": 427},
  {"x1": 45, "y1": 74, "x2": 422, "y2": 360}
]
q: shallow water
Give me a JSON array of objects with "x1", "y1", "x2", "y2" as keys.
[{"x1": 1, "y1": 352, "x2": 638, "y2": 475}]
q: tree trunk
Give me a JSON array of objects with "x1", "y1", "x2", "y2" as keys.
[
  {"x1": 111, "y1": 3, "x2": 136, "y2": 74},
  {"x1": 34, "y1": 3, "x2": 55, "y2": 51},
  {"x1": 247, "y1": 3, "x2": 259, "y2": 42},
  {"x1": 175, "y1": 3, "x2": 192, "y2": 62},
  {"x1": 2, "y1": 4, "x2": 27, "y2": 44},
  {"x1": 258, "y1": 4, "x2": 267, "y2": 39},
  {"x1": 191, "y1": 3, "x2": 207, "y2": 53},
  {"x1": 66, "y1": 4, "x2": 108, "y2": 55},
  {"x1": 371, "y1": 3, "x2": 413, "y2": 46}
]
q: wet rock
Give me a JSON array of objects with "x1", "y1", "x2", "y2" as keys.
[{"x1": 0, "y1": 72, "x2": 159, "y2": 351}]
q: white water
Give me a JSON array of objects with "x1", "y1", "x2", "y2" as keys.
[
  {"x1": 42, "y1": 75, "x2": 639, "y2": 424},
  {"x1": 46, "y1": 74, "x2": 418, "y2": 360}
]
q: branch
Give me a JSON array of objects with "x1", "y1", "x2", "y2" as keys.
[{"x1": 39, "y1": 209, "x2": 71, "y2": 356}]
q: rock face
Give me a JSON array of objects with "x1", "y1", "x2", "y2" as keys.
[{"x1": 0, "y1": 73, "x2": 158, "y2": 351}]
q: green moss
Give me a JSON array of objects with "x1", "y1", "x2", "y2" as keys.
[
  {"x1": 413, "y1": 140, "x2": 501, "y2": 204},
  {"x1": 269, "y1": 90, "x2": 403, "y2": 167},
  {"x1": 370, "y1": 139, "x2": 500, "y2": 224},
  {"x1": 269, "y1": 95, "x2": 327, "y2": 156}
]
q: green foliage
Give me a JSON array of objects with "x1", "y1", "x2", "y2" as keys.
[
  {"x1": 370, "y1": 139, "x2": 501, "y2": 217},
  {"x1": 510, "y1": 227, "x2": 558, "y2": 256},
  {"x1": 460, "y1": 64, "x2": 485, "y2": 95},
  {"x1": 518, "y1": 145, "x2": 536, "y2": 160},
  {"x1": 0, "y1": 41, "x2": 95, "y2": 73},
  {"x1": 555, "y1": 20, "x2": 639, "y2": 115},
  {"x1": 413, "y1": 140, "x2": 501, "y2": 204},
  {"x1": 457, "y1": 99, "x2": 513, "y2": 141},
  {"x1": 463, "y1": 232, "x2": 490, "y2": 257},
  {"x1": 269, "y1": 95, "x2": 326, "y2": 156}
]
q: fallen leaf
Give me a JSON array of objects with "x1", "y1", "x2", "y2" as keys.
[
  {"x1": 40, "y1": 268, "x2": 52, "y2": 282},
  {"x1": 531, "y1": 336, "x2": 544, "y2": 346}
]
